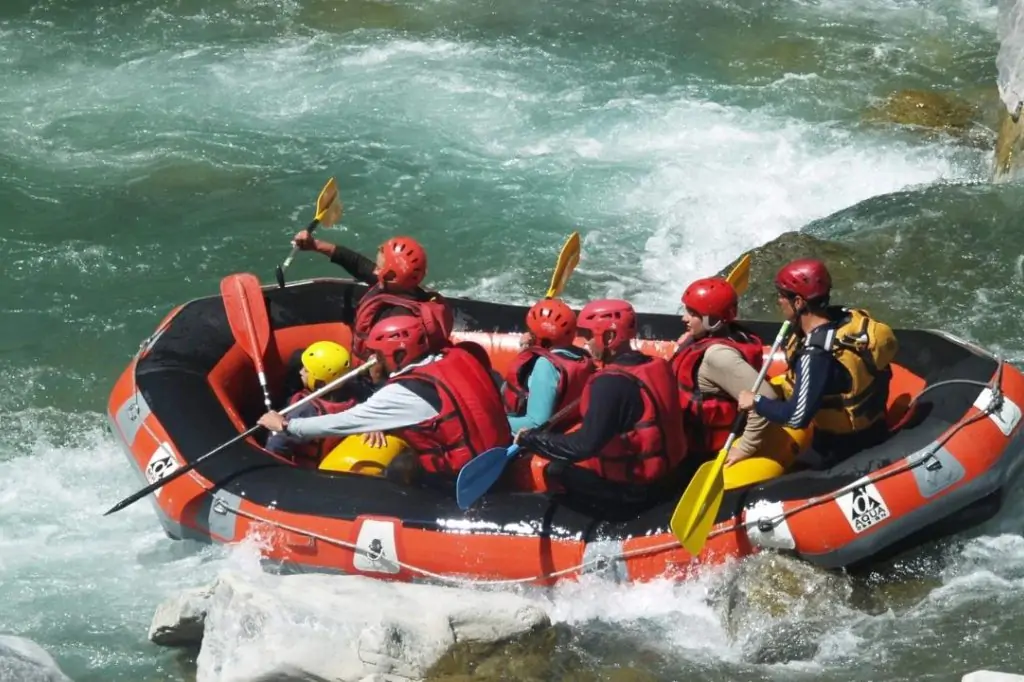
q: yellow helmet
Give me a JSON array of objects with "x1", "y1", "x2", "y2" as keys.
[
  {"x1": 301, "y1": 341, "x2": 351, "y2": 391},
  {"x1": 319, "y1": 435, "x2": 408, "y2": 476}
]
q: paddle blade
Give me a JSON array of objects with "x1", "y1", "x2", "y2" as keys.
[
  {"x1": 456, "y1": 445, "x2": 519, "y2": 510},
  {"x1": 669, "y1": 455, "x2": 727, "y2": 556},
  {"x1": 726, "y1": 252, "x2": 751, "y2": 296},
  {"x1": 220, "y1": 273, "x2": 272, "y2": 367},
  {"x1": 545, "y1": 231, "x2": 581, "y2": 299},
  {"x1": 314, "y1": 177, "x2": 341, "y2": 227}
]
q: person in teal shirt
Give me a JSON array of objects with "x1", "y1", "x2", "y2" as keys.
[{"x1": 500, "y1": 299, "x2": 595, "y2": 435}]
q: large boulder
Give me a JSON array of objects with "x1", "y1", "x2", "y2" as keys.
[
  {"x1": 0, "y1": 635, "x2": 73, "y2": 682},
  {"x1": 150, "y1": 570, "x2": 551, "y2": 682}
]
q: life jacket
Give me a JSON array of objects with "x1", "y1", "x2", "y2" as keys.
[
  {"x1": 286, "y1": 391, "x2": 358, "y2": 465},
  {"x1": 574, "y1": 356, "x2": 687, "y2": 484},
  {"x1": 781, "y1": 307, "x2": 898, "y2": 435},
  {"x1": 390, "y1": 347, "x2": 512, "y2": 476},
  {"x1": 671, "y1": 328, "x2": 764, "y2": 457},
  {"x1": 352, "y1": 283, "x2": 455, "y2": 360},
  {"x1": 500, "y1": 347, "x2": 595, "y2": 426}
]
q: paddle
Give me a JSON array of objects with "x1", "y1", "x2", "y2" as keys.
[
  {"x1": 727, "y1": 253, "x2": 751, "y2": 297},
  {"x1": 456, "y1": 398, "x2": 581, "y2": 510},
  {"x1": 221, "y1": 273, "x2": 274, "y2": 412},
  {"x1": 103, "y1": 358, "x2": 378, "y2": 517},
  {"x1": 546, "y1": 231, "x2": 581, "y2": 299},
  {"x1": 275, "y1": 177, "x2": 342, "y2": 289},
  {"x1": 669, "y1": 319, "x2": 792, "y2": 556}
]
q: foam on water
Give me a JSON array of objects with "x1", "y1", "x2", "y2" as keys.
[{"x1": 0, "y1": 410, "x2": 228, "y2": 678}]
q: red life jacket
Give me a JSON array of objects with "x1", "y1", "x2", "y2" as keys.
[
  {"x1": 390, "y1": 347, "x2": 512, "y2": 476},
  {"x1": 500, "y1": 347, "x2": 594, "y2": 426},
  {"x1": 574, "y1": 356, "x2": 687, "y2": 484},
  {"x1": 671, "y1": 330, "x2": 764, "y2": 457},
  {"x1": 352, "y1": 284, "x2": 454, "y2": 360},
  {"x1": 286, "y1": 391, "x2": 358, "y2": 466}
]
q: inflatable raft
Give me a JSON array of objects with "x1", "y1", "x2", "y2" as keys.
[{"x1": 106, "y1": 278, "x2": 1024, "y2": 585}]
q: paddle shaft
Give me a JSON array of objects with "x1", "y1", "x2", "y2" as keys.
[
  {"x1": 103, "y1": 358, "x2": 377, "y2": 516},
  {"x1": 506, "y1": 396, "x2": 582, "y2": 460},
  {"x1": 281, "y1": 217, "x2": 323, "y2": 272},
  {"x1": 718, "y1": 319, "x2": 792, "y2": 456}
]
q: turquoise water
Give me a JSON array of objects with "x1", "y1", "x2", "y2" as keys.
[{"x1": 2, "y1": 0, "x2": 1024, "y2": 680}]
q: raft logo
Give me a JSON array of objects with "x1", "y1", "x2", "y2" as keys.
[
  {"x1": 353, "y1": 519, "x2": 400, "y2": 575},
  {"x1": 144, "y1": 442, "x2": 179, "y2": 485},
  {"x1": 836, "y1": 480, "x2": 890, "y2": 533}
]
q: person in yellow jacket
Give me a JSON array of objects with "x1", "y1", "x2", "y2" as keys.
[{"x1": 737, "y1": 258, "x2": 898, "y2": 469}]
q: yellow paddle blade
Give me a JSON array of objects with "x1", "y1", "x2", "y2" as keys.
[
  {"x1": 726, "y1": 252, "x2": 751, "y2": 296},
  {"x1": 545, "y1": 231, "x2": 581, "y2": 299},
  {"x1": 669, "y1": 450, "x2": 728, "y2": 556},
  {"x1": 313, "y1": 177, "x2": 341, "y2": 227}
]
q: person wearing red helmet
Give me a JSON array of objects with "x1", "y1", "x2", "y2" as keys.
[
  {"x1": 292, "y1": 220, "x2": 453, "y2": 360},
  {"x1": 671, "y1": 277, "x2": 776, "y2": 465},
  {"x1": 736, "y1": 258, "x2": 898, "y2": 467},
  {"x1": 515, "y1": 299, "x2": 687, "y2": 505},
  {"x1": 258, "y1": 316, "x2": 511, "y2": 483},
  {"x1": 501, "y1": 298, "x2": 595, "y2": 434}
]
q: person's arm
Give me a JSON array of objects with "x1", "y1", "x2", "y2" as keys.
[
  {"x1": 265, "y1": 402, "x2": 318, "y2": 455},
  {"x1": 700, "y1": 346, "x2": 774, "y2": 457},
  {"x1": 508, "y1": 357, "x2": 559, "y2": 434},
  {"x1": 753, "y1": 348, "x2": 833, "y2": 429},
  {"x1": 285, "y1": 382, "x2": 435, "y2": 438},
  {"x1": 517, "y1": 374, "x2": 641, "y2": 461},
  {"x1": 328, "y1": 245, "x2": 378, "y2": 285}
]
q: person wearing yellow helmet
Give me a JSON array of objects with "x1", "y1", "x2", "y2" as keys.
[{"x1": 266, "y1": 340, "x2": 373, "y2": 465}]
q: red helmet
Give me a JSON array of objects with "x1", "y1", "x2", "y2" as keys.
[
  {"x1": 364, "y1": 316, "x2": 429, "y2": 371},
  {"x1": 578, "y1": 299, "x2": 636, "y2": 354},
  {"x1": 682, "y1": 277, "x2": 738, "y2": 323},
  {"x1": 526, "y1": 298, "x2": 577, "y2": 347},
  {"x1": 378, "y1": 237, "x2": 427, "y2": 290},
  {"x1": 775, "y1": 259, "x2": 832, "y2": 301}
]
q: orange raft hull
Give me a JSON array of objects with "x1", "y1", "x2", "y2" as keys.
[{"x1": 106, "y1": 278, "x2": 1024, "y2": 586}]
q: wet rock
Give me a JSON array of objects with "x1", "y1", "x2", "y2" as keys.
[
  {"x1": 864, "y1": 89, "x2": 978, "y2": 135},
  {"x1": 149, "y1": 584, "x2": 214, "y2": 647},
  {"x1": 739, "y1": 619, "x2": 823, "y2": 664},
  {"x1": 428, "y1": 624, "x2": 565, "y2": 682},
  {"x1": 993, "y1": 104, "x2": 1024, "y2": 182},
  {"x1": 166, "y1": 570, "x2": 551, "y2": 682},
  {"x1": 715, "y1": 231, "x2": 862, "y2": 319},
  {"x1": 0, "y1": 635, "x2": 73, "y2": 682},
  {"x1": 717, "y1": 554, "x2": 853, "y2": 664}
]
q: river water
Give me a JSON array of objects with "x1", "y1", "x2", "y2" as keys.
[{"x1": 1, "y1": 0, "x2": 1022, "y2": 680}]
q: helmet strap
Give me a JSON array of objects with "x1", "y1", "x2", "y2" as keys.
[{"x1": 702, "y1": 315, "x2": 724, "y2": 333}]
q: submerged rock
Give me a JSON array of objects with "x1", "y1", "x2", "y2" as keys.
[
  {"x1": 151, "y1": 570, "x2": 551, "y2": 682},
  {"x1": 864, "y1": 89, "x2": 978, "y2": 135},
  {"x1": 0, "y1": 635, "x2": 73, "y2": 682}
]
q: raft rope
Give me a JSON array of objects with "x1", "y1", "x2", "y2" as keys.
[
  {"x1": 221, "y1": 504, "x2": 685, "y2": 586},
  {"x1": 127, "y1": 328, "x2": 1009, "y2": 585}
]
